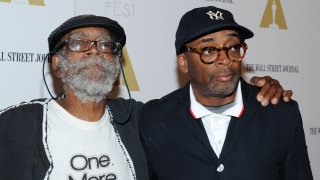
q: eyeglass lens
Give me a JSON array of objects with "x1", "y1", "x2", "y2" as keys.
[
  {"x1": 67, "y1": 39, "x2": 119, "y2": 53},
  {"x1": 201, "y1": 45, "x2": 245, "y2": 63}
]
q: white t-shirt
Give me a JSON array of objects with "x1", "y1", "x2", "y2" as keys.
[{"x1": 44, "y1": 100, "x2": 135, "y2": 180}]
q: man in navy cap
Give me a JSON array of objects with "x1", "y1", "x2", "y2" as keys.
[
  {"x1": 139, "y1": 6, "x2": 313, "y2": 180},
  {"x1": 0, "y1": 14, "x2": 291, "y2": 180}
]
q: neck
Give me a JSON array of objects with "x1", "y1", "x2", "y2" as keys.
[
  {"x1": 196, "y1": 94, "x2": 236, "y2": 107},
  {"x1": 56, "y1": 87, "x2": 107, "y2": 122}
]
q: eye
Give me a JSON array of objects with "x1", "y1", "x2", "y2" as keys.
[
  {"x1": 69, "y1": 39, "x2": 85, "y2": 45},
  {"x1": 99, "y1": 41, "x2": 119, "y2": 53},
  {"x1": 100, "y1": 41, "x2": 110, "y2": 47},
  {"x1": 229, "y1": 44, "x2": 241, "y2": 52},
  {"x1": 201, "y1": 47, "x2": 217, "y2": 56},
  {"x1": 67, "y1": 39, "x2": 86, "y2": 51}
]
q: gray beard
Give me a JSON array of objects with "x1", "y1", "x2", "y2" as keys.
[
  {"x1": 58, "y1": 52, "x2": 121, "y2": 103},
  {"x1": 202, "y1": 68, "x2": 240, "y2": 98}
]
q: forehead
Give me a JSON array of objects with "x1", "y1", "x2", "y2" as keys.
[
  {"x1": 189, "y1": 29, "x2": 240, "y2": 45},
  {"x1": 67, "y1": 27, "x2": 111, "y2": 39}
]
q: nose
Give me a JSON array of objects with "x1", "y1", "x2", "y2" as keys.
[
  {"x1": 85, "y1": 42, "x2": 102, "y2": 56},
  {"x1": 215, "y1": 49, "x2": 232, "y2": 66}
]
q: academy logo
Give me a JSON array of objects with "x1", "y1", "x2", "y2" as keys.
[
  {"x1": 260, "y1": 0, "x2": 287, "y2": 29},
  {"x1": 0, "y1": 0, "x2": 45, "y2": 6},
  {"x1": 121, "y1": 47, "x2": 140, "y2": 91}
]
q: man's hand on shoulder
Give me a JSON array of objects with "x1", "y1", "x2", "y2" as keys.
[{"x1": 250, "y1": 76, "x2": 293, "y2": 106}]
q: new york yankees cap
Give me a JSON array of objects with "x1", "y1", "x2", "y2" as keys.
[
  {"x1": 175, "y1": 6, "x2": 254, "y2": 55},
  {"x1": 48, "y1": 14, "x2": 126, "y2": 54}
]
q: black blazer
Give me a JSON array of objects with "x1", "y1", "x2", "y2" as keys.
[{"x1": 139, "y1": 80, "x2": 313, "y2": 180}]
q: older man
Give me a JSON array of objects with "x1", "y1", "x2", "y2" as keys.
[
  {"x1": 139, "y1": 6, "x2": 313, "y2": 180},
  {"x1": 0, "y1": 14, "x2": 291, "y2": 180},
  {"x1": 0, "y1": 15, "x2": 147, "y2": 180}
]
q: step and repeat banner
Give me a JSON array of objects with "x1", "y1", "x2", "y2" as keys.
[{"x1": 0, "y1": 0, "x2": 319, "y2": 177}]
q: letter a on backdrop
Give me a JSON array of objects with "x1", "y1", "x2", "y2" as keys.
[
  {"x1": 0, "y1": 0, "x2": 45, "y2": 6},
  {"x1": 121, "y1": 47, "x2": 140, "y2": 91},
  {"x1": 260, "y1": 0, "x2": 287, "y2": 29}
]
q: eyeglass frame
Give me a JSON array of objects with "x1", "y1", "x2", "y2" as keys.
[
  {"x1": 62, "y1": 38, "x2": 121, "y2": 54},
  {"x1": 183, "y1": 42, "x2": 248, "y2": 65}
]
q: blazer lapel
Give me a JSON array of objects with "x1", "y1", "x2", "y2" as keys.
[
  {"x1": 176, "y1": 84, "x2": 217, "y2": 160},
  {"x1": 218, "y1": 104, "x2": 257, "y2": 161}
]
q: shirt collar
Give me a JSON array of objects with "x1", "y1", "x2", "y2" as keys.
[{"x1": 189, "y1": 81, "x2": 244, "y2": 119}]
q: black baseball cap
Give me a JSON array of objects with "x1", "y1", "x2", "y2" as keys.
[
  {"x1": 48, "y1": 14, "x2": 126, "y2": 54},
  {"x1": 175, "y1": 6, "x2": 254, "y2": 55}
]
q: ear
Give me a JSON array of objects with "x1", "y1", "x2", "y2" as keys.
[
  {"x1": 177, "y1": 53, "x2": 188, "y2": 74},
  {"x1": 51, "y1": 54, "x2": 62, "y2": 78}
]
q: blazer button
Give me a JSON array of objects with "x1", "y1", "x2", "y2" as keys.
[{"x1": 216, "y1": 164, "x2": 224, "y2": 172}]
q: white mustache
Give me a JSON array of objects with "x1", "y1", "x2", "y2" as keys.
[{"x1": 58, "y1": 53, "x2": 121, "y2": 103}]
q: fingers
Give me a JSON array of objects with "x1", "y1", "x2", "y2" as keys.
[
  {"x1": 257, "y1": 83, "x2": 277, "y2": 106},
  {"x1": 282, "y1": 90, "x2": 293, "y2": 102},
  {"x1": 270, "y1": 87, "x2": 283, "y2": 105},
  {"x1": 250, "y1": 76, "x2": 294, "y2": 106},
  {"x1": 251, "y1": 76, "x2": 282, "y2": 106},
  {"x1": 250, "y1": 76, "x2": 267, "y2": 87}
]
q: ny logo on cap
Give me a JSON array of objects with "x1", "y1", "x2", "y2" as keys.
[{"x1": 206, "y1": 10, "x2": 224, "y2": 20}]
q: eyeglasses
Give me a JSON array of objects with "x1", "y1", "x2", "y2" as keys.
[
  {"x1": 64, "y1": 38, "x2": 121, "y2": 54},
  {"x1": 184, "y1": 43, "x2": 247, "y2": 64}
]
